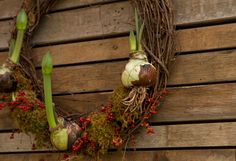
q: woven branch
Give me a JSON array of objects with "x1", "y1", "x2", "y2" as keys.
[{"x1": 131, "y1": 0, "x2": 176, "y2": 92}]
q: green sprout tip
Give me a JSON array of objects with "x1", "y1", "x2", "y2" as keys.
[{"x1": 10, "y1": 9, "x2": 28, "y2": 63}]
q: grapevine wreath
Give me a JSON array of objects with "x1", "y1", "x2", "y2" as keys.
[{"x1": 0, "y1": 0, "x2": 175, "y2": 160}]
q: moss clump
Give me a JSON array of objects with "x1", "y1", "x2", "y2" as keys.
[
  {"x1": 12, "y1": 65, "x2": 32, "y2": 91},
  {"x1": 111, "y1": 86, "x2": 141, "y2": 130},
  {"x1": 86, "y1": 113, "x2": 115, "y2": 155},
  {"x1": 12, "y1": 107, "x2": 50, "y2": 147},
  {"x1": 111, "y1": 87, "x2": 130, "y2": 110},
  {"x1": 111, "y1": 87, "x2": 129, "y2": 129},
  {"x1": 10, "y1": 90, "x2": 50, "y2": 147}
]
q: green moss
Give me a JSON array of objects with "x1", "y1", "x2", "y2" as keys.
[
  {"x1": 12, "y1": 66, "x2": 32, "y2": 91},
  {"x1": 111, "y1": 87, "x2": 130, "y2": 110},
  {"x1": 10, "y1": 90, "x2": 51, "y2": 147},
  {"x1": 111, "y1": 87, "x2": 141, "y2": 130},
  {"x1": 12, "y1": 107, "x2": 50, "y2": 147},
  {"x1": 86, "y1": 113, "x2": 115, "y2": 155}
]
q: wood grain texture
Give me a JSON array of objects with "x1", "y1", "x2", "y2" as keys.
[
  {"x1": 34, "y1": 50, "x2": 236, "y2": 94},
  {"x1": 32, "y1": 28, "x2": 236, "y2": 66},
  {"x1": 26, "y1": 22, "x2": 236, "y2": 65},
  {"x1": 31, "y1": 1, "x2": 236, "y2": 47},
  {"x1": 0, "y1": 20, "x2": 12, "y2": 50},
  {"x1": 105, "y1": 150, "x2": 235, "y2": 161},
  {"x1": 0, "y1": 132, "x2": 54, "y2": 152},
  {"x1": 177, "y1": 23, "x2": 236, "y2": 52},
  {"x1": 134, "y1": 122, "x2": 236, "y2": 148},
  {"x1": 1, "y1": 1, "x2": 236, "y2": 50},
  {"x1": 1, "y1": 25, "x2": 236, "y2": 66},
  {"x1": 0, "y1": 150, "x2": 234, "y2": 161},
  {"x1": 0, "y1": 52, "x2": 8, "y2": 64},
  {"x1": 169, "y1": 49, "x2": 236, "y2": 85},
  {"x1": 0, "y1": 0, "x2": 117, "y2": 20},
  {"x1": 0, "y1": 49, "x2": 231, "y2": 108},
  {"x1": 45, "y1": 61, "x2": 124, "y2": 94},
  {"x1": 32, "y1": 1, "x2": 133, "y2": 46},
  {"x1": 174, "y1": 0, "x2": 236, "y2": 26},
  {"x1": 53, "y1": 0, "x2": 236, "y2": 26},
  {"x1": 1, "y1": 0, "x2": 236, "y2": 25},
  {"x1": 52, "y1": 0, "x2": 236, "y2": 27},
  {"x1": 154, "y1": 83, "x2": 236, "y2": 122},
  {"x1": 0, "y1": 0, "x2": 23, "y2": 20},
  {"x1": 53, "y1": 83, "x2": 236, "y2": 123},
  {"x1": 52, "y1": 0, "x2": 118, "y2": 11},
  {"x1": 0, "y1": 153, "x2": 63, "y2": 161},
  {"x1": 0, "y1": 108, "x2": 14, "y2": 130},
  {"x1": 32, "y1": 37, "x2": 129, "y2": 66},
  {"x1": 1, "y1": 83, "x2": 236, "y2": 129},
  {"x1": 2, "y1": 22, "x2": 236, "y2": 53},
  {"x1": 0, "y1": 122, "x2": 236, "y2": 152}
]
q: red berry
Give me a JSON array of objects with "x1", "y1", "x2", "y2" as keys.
[
  {"x1": 63, "y1": 154, "x2": 69, "y2": 159},
  {"x1": 17, "y1": 91, "x2": 25, "y2": 97},
  {"x1": 82, "y1": 132, "x2": 89, "y2": 142},
  {"x1": 146, "y1": 126, "x2": 154, "y2": 134},
  {"x1": 79, "y1": 117, "x2": 86, "y2": 123},
  {"x1": 0, "y1": 103, "x2": 7, "y2": 110}
]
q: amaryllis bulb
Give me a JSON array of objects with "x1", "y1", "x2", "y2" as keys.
[
  {"x1": 50, "y1": 128, "x2": 68, "y2": 150},
  {"x1": 121, "y1": 52, "x2": 157, "y2": 88},
  {"x1": 0, "y1": 66, "x2": 16, "y2": 92},
  {"x1": 122, "y1": 10, "x2": 157, "y2": 88}
]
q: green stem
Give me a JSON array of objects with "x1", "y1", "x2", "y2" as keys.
[
  {"x1": 129, "y1": 31, "x2": 137, "y2": 51},
  {"x1": 42, "y1": 53, "x2": 57, "y2": 129},
  {"x1": 10, "y1": 9, "x2": 28, "y2": 64},
  {"x1": 138, "y1": 23, "x2": 144, "y2": 51},
  {"x1": 135, "y1": 8, "x2": 139, "y2": 50},
  {"x1": 10, "y1": 31, "x2": 24, "y2": 63},
  {"x1": 8, "y1": 39, "x2": 15, "y2": 57},
  {"x1": 43, "y1": 74, "x2": 57, "y2": 129}
]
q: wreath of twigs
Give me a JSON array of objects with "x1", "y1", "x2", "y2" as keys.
[{"x1": 0, "y1": 0, "x2": 175, "y2": 160}]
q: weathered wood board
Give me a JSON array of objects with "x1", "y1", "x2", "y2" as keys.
[
  {"x1": 0, "y1": 122, "x2": 236, "y2": 152},
  {"x1": 1, "y1": 81, "x2": 236, "y2": 130},
  {"x1": 0, "y1": 149, "x2": 234, "y2": 161},
  {"x1": 2, "y1": 0, "x2": 236, "y2": 25},
  {"x1": 1, "y1": 1, "x2": 236, "y2": 50}
]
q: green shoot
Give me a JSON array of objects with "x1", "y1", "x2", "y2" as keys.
[
  {"x1": 42, "y1": 53, "x2": 68, "y2": 150},
  {"x1": 42, "y1": 52, "x2": 57, "y2": 129},
  {"x1": 135, "y1": 8, "x2": 139, "y2": 50},
  {"x1": 133, "y1": 8, "x2": 144, "y2": 52},
  {"x1": 129, "y1": 31, "x2": 137, "y2": 51},
  {"x1": 8, "y1": 39, "x2": 15, "y2": 57},
  {"x1": 138, "y1": 22, "x2": 144, "y2": 51},
  {"x1": 10, "y1": 9, "x2": 28, "y2": 63}
]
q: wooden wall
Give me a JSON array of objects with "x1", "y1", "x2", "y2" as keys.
[{"x1": 0, "y1": 0, "x2": 236, "y2": 160}]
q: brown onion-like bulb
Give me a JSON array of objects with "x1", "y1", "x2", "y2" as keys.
[
  {"x1": 0, "y1": 67, "x2": 17, "y2": 92},
  {"x1": 121, "y1": 52, "x2": 157, "y2": 87}
]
